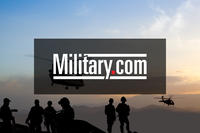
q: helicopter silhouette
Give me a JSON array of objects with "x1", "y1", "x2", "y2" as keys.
[
  {"x1": 154, "y1": 96, "x2": 175, "y2": 106},
  {"x1": 26, "y1": 55, "x2": 84, "y2": 90},
  {"x1": 48, "y1": 68, "x2": 84, "y2": 90}
]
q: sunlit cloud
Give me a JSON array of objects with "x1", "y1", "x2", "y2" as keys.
[{"x1": 140, "y1": 0, "x2": 200, "y2": 95}]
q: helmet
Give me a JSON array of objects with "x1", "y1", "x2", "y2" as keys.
[
  {"x1": 35, "y1": 99, "x2": 40, "y2": 104},
  {"x1": 34, "y1": 99, "x2": 40, "y2": 106},
  {"x1": 109, "y1": 98, "x2": 114, "y2": 103},
  {"x1": 3, "y1": 98, "x2": 11, "y2": 103},
  {"x1": 121, "y1": 96, "x2": 127, "y2": 102},
  {"x1": 47, "y1": 100, "x2": 52, "y2": 105},
  {"x1": 58, "y1": 97, "x2": 70, "y2": 105}
]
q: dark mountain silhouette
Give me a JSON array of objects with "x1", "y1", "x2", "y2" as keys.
[
  {"x1": 132, "y1": 105, "x2": 200, "y2": 133},
  {"x1": 0, "y1": 122, "x2": 29, "y2": 133},
  {"x1": 74, "y1": 105, "x2": 200, "y2": 133},
  {"x1": 4, "y1": 104, "x2": 200, "y2": 133},
  {"x1": 71, "y1": 120, "x2": 105, "y2": 133},
  {"x1": 0, "y1": 120, "x2": 105, "y2": 133}
]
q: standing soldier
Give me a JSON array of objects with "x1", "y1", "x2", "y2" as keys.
[
  {"x1": 105, "y1": 98, "x2": 116, "y2": 133},
  {"x1": 56, "y1": 97, "x2": 74, "y2": 133},
  {"x1": 116, "y1": 97, "x2": 131, "y2": 133},
  {"x1": 0, "y1": 98, "x2": 16, "y2": 133},
  {"x1": 44, "y1": 101, "x2": 56, "y2": 133},
  {"x1": 26, "y1": 99, "x2": 44, "y2": 133}
]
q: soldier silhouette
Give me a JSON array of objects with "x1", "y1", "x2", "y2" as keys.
[
  {"x1": 26, "y1": 99, "x2": 44, "y2": 133},
  {"x1": 44, "y1": 101, "x2": 56, "y2": 133},
  {"x1": 56, "y1": 97, "x2": 75, "y2": 133},
  {"x1": 116, "y1": 97, "x2": 131, "y2": 133},
  {"x1": 0, "y1": 98, "x2": 16, "y2": 133},
  {"x1": 105, "y1": 98, "x2": 116, "y2": 133}
]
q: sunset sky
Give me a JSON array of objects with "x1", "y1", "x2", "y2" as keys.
[{"x1": 0, "y1": 0, "x2": 200, "y2": 109}]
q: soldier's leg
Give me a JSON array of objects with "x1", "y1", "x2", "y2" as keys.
[
  {"x1": 119, "y1": 119, "x2": 124, "y2": 133},
  {"x1": 107, "y1": 119, "x2": 110, "y2": 133},
  {"x1": 110, "y1": 121, "x2": 114, "y2": 133},
  {"x1": 107, "y1": 120, "x2": 113, "y2": 133},
  {"x1": 3, "y1": 121, "x2": 12, "y2": 133},
  {"x1": 125, "y1": 118, "x2": 130, "y2": 132},
  {"x1": 29, "y1": 123, "x2": 35, "y2": 133},
  {"x1": 50, "y1": 122, "x2": 56, "y2": 133},
  {"x1": 46, "y1": 122, "x2": 50, "y2": 132},
  {"x1": 35, "y1": 123, "x2": 42, "y2": 133}
]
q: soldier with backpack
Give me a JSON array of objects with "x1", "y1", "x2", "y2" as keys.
[
  {"x1": 105, "y1": 98, "x2": 116, "y2": 133},
  {"x1": 116, "y1": 97, "x2": 131, "y2": 133}
]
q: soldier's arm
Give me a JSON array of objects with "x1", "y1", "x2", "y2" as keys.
[
  {"x1": 0, "y1": 108, "x2": 2, "y2": 119},
  {"x1": 53, "y1": 107, "x2": 56, "y2": 113},
  {"x1": 128, "y1": 105, "x2": 130, "y2": 112},
  {"x1": 26, "y1": 114, "x2": 30, "y2": 123},
  {"x1": 113, "y1": 106, "x2": 116, "y2": 116},
  {"x1": 11, "y1": 109, "x2": 18, "y2": 112},
  {"x1": 72, "y1": 108, "x2": 75, "y2": 119},
  {"x1": 113, "y1": 106, "x2": 116, "y2": 120},
  {"x1": 116, "y1": 105, "x2": 119, "y2": 113},
  {"x1": 104, "y1": 106, "x2": 107, "y2": 115},
  {"x1": 127, "y1": 105, "x2": 130, "y2": 115},
  {"x1": 41, "y1": 107, "x2": 45, "y2": 115},
  {"x1": 44, "y1": 108, "x2": 47, "y2": 117},
  {"x1": 26, "y1": 108, "x2": 32, "y2": 123}
]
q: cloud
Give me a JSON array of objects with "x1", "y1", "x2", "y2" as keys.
[
  {"x1": 140, "y1": 0, "x2": 198, "y2": 38},
  {"x1": 140, "y1": 7, "x2": 171, "y2": 36},
  {"x1": 140, "y1": 0, "x2": 200, "y2": 80},
  {"x1": 140, "y1": 0, "x2": 200, "y2": 48}
]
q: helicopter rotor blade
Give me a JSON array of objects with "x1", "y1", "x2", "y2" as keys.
[
  {"x1": 166, "y1": 95, "x2": 183, "y2": 99},
  {"x1": 25, "y1": 54, "x2": 94, "y2": 62},
  {"x1": 25, "y1": 54, "x2": 52, "y2": 62},
  {"x1": 154, "y1": 97, "x2": 162, "y2": 99},
  {"x1": 154, "y1": 96, "x2": 169, "y2": 99}
]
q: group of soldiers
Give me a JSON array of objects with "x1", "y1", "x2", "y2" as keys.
[
  {"x1": 0, "y1": 96, "x2": 131, "y2": 133},
  {"x1": 0, "y1": 97, "x2": 74, "y2": 133},
  {"x1": 105, "y1": 96, "x2": 131, "y2": 133}
]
